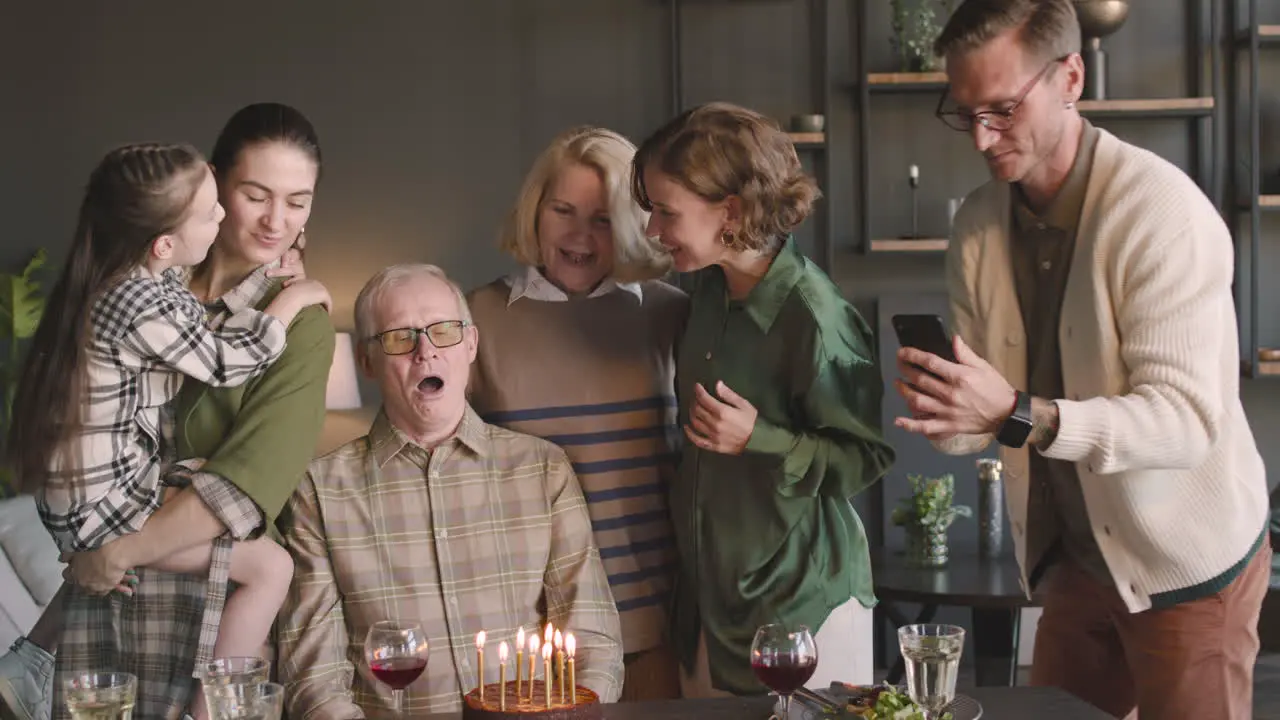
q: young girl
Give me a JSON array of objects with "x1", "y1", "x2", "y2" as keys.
[{"x1": 6, "y1": 142, "x2": 330, "y2": 717}]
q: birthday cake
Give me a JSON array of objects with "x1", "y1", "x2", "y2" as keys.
[{"x1": 461, "y1": 680, "x2": 601, "y2": 720}]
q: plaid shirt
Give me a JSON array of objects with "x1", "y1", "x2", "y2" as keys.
[
  {"x1": 276, "y1": 406, "x2": 624, "y2": 719},
  {"x1": 38, "y1": 266, "x2": 286, "y2": 553},
  {"x1": 53, "y1": 266, "x2": 279, "y2": 720}
]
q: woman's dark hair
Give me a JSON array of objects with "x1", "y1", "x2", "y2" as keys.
[
  {"x1": 210, "y1": 103, "x2": 322, "y2": 184},
  {"x1": 7, "y1": 143, "x2": 208, "y2": 492}
]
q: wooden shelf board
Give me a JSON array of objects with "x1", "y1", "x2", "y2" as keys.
[
  {"x1": 1077, "y1": 97, "x2": 1214, "y2": 116},
  {"x1": 1254, "y1": 360, "x2": 1280, "y2": 377},
  {"x1": 1261, "y1": 195, "x2": 1280, "y2": 209},
  {"x1": 870, "y1": 238, "x2": 949, "y2": 253},
  {"x1": 787, "y1": 132, "x2": 825, "y2": 146},
  {"x1": 1260, "y1": 25, "x2": 1280, "y2": 38},
  {"x1": 867, "y1": 71, "x2": 948, "y2": 85}
]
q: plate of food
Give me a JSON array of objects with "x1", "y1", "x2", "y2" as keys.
[{"x1": 791, "y1": 682, "x2": 982, "y2": 720}]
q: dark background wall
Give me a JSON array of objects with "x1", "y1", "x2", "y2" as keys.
[{"x1": 2, "y1": 0, "x2": 1277, "y2": 666}]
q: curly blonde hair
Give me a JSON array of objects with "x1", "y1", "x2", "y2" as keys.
[
  {"x1": 499, "y1": 126, "x2": 670, "y2": 283},
  {"x1": 630, "y1": 102, "x2": 820, "y2": 253}
]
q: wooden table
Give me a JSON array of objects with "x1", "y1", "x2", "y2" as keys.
[
  {"x1": 420, "y1": 687, "x2": 1109, "y2": 718},
  {"x1": 871, "y1": 547, "x2": 1041, "y2": 687}
]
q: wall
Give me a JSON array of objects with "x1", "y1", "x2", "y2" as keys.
[{"x1": 2, "y1": 0, "x2": 1277, "y2": 671}]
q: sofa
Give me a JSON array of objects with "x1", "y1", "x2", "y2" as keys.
[{"x1": 0, "y1": 495, "x2": 62, "y2": 652}]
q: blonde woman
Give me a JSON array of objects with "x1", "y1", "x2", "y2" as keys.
[{"x1": 467, "y1": 126, "x2": 687, "y2": 702}]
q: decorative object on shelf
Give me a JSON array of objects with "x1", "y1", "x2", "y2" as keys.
[
  {"x1": 892, "y1": 473, "x2": 972, "y2": 568},
  {"x1": 1072, "y1": 0, "x2": 1130, "y2": 100},
  {"x1": 0, "y1": 249, "x2": 47, "y2": 497},
  {"x1": 907, "y1": 164, "x2": 921, "y2": 239},
  {"x1": 325, "y1": 333, "x2": 363, "y2": 410},
  {"x1": 790, "y1": 114, "x2": 825, "y2": 133},
  {"x1": 975, "y1": 458, "x2": 1004, "y2": 559},
  {"x1": 947, "y1": 198, "x2": 963, "y2": 230},
  {"x1": 890, "y1": 0, "x2": 954, "y2": 72}
]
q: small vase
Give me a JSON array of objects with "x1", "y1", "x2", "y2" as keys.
[{"x1": 905, "y1": 525, "x2": 950, "y2": 568}]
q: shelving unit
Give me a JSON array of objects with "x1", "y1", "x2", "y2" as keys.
[
  {"x1": 853, "y1": 0, "x2": 1221, "y2": 255},
  {"x1": 1227, "y1": 0, "x2": 1279, "y2": 377}
]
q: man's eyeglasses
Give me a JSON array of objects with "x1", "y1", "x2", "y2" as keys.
[
  {"x1": 935, "y1": 56, "x2": 1069, "y2": 132},
  {"x1": 368, "y1": 321, "x2": 470, "y2": 355}
]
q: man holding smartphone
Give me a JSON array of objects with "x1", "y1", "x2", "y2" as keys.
[{"x1": 892, "y1": 1, "x2": 1270, "y2": 719}]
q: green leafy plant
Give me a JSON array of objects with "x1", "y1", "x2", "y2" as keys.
[
  {"x1": 890, "y1": 0, "x2": 955, "y2": 72},
  {"x1": 0, "y1": 249, "x2": 48, "y2": 495},
  {"x1": 891, "y1": 473, "x2": 971, "y2": 532}
]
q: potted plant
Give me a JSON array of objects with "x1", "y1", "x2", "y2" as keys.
[
  {"x1": 0, "y1": 249, "x2": 48, "y2": 496},
  {"x1": 890, "y1": 0, "x2": 955, "y2": 72},
  {"x1": 891, "y1": 473, "x2": 971, "y2": 568}
]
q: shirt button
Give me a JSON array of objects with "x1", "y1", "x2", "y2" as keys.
[
  {"x1": 1036, "y1": 222, "x2": 1047, "y2": 230},
  {"x1": 436, "y1": 529, "x2": 448, "y2": 540},
  {"x1": 1040, "y1": 260, "x2": 1052, "y2": 270},
  {"x1": 449, "y1": 595, "x2": 458, "y2": 604},
  {"x1": 705, "y1": 351, "x2": 712, "y2": 360}
]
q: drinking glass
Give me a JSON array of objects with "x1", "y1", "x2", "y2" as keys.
[
  {"x1": 750, "y1": 623, "x2": 818, "y2": 720},
  {"x1": 365, "y1": 619, "x2": 429, "y2": 715},
  {"x1": 203, "y1": 681, "x2": 284, "y2": 720},
  {"x1": 63, "y1": 672, "x2": 137, "y2": 720},
  {"x1": 898, "y1": 624, "x2": 966, "y2": 720},
  {"x1": 198, "y1": 656, "x2": 271, "y2": 717}
]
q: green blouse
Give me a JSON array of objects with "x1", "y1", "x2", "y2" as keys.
[{"x1": 671, "y1": 237, "x2": 895, "y2": 693}]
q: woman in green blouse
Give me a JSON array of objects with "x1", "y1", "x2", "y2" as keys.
[{"x1": 630, "y1": 102, "x2": 896, "y2": 697}]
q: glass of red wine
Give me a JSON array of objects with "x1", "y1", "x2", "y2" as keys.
[
  {"x1": 365, "y1": 619, "x2": 429, "y2": 716},
  {"x1": 750, "y1": 623, "x2": 818, "y2": 720}
]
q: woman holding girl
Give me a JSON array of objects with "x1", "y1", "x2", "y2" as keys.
[
  {"x1": 1, "y1": 103, "x2": 336, "y2": 720},
  {"x1": 630, "y1": 102, "x2": 896, "y2": 696}
]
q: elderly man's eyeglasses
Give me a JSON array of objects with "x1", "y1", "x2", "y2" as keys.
[
  {"x1": 368, "y1": 321, "x2": 470, "y2": 355},
  {"x1": 935, "y1": 56, "x2": 1068, "y2": 132}
]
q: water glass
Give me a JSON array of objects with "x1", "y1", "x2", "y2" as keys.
[
  {"x1": 198, "y1": 656, "x2": 271, "y2": 688},
  {"x1": 63, "y1": 672, "x2": 137, "y2": 720},
  {"x1": 203, "y1": 681, "x2": 284, "y2": 720},
  {"x1": 898, "y1": 624, "x2": 965, "y2": 720}
]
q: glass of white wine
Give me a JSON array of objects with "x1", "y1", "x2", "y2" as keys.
[
  {"x1": 897, "y1": 624, "x2": 965, "y2": 720},
  {"x1": 204, "y1": 681, "x2": 285, "y2": 720},
  {"x1": 64, "y1": 672, "x2": 137, "y2": 720}
]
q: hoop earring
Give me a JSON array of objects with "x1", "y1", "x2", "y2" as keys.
[{"x1": 720, "y1": 229, "x2": 736, "y2": 247}]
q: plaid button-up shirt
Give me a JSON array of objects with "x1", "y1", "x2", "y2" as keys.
[
  {"x1": 276, "y1": 406, "x2": 624, "y2": 719},
  {"x1": 53, "y1": 266, "x2": 280, "y2": 720},
  {"x1": 39, "y1": 267, "x2": 285, "y2": 553}
]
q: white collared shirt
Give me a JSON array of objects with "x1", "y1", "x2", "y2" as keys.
[{"x1": 504, "y1": 266, "x2": 643, "y2": 306}]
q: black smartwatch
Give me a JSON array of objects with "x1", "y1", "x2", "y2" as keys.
[{"x1": 996, "y1": 390, "x2": 1033, "y2": 448}]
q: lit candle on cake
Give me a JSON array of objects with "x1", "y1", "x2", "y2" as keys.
[
  {"x1": 528, "y1": 635, "x2": 538, "y2": 703},
  {"x1": 476, "y1": 631, "x2": 486, "y2": 705},
  {"x1": 542, "y1": 642, "x2": 552, "y2": 707},
  {"x1": 498, "y1": 641, "x2": 508, "y2": 711},
  {"x1": 554, "y1": 629, "x2": 565, "y2": 702},
  {"x1": 566, "y1": 633, "x2": 576, "y2": 705},
  {"x1": 515, "y1": 627, "x2": 525, "y2": 698}
]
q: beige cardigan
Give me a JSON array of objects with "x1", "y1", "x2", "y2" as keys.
[{"x1": 939, "y1": 128, "x2": 1268, "y2": 613}]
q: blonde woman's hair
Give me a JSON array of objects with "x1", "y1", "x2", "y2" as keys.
[{"x1": 499, "y1": 126, "x2": 670, "y2": 283}]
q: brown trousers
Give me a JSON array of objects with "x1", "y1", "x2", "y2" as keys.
[
  {"x1": 619, "y1": 644, "x2": 683, "y2": 702},
  {"x1": 1031, "y1": 543, "x2": 1271, "y2": 720}
]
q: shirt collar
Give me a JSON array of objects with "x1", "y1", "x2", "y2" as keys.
[
  {"x1": 1013, "y1": 119, "x2": 1100, "y2": 234},
  {"x1": 369, "y1": 403, "x2": 491, "y2": 469},
  {"x1": 733, "y1": 236, "x2": 805, "y2": 333},
  {"x1": 505, "y1": 266, "x2": 643, "y2": 306}
]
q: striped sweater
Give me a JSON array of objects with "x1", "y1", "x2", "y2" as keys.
[{"x1": 466, "y1": 275, "x2": 689, "y2": 654}]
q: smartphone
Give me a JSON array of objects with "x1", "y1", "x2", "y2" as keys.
[{"x1": 891, "y1": 313, "x2": 957, "y2": 364}]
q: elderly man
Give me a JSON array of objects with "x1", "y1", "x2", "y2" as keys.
[
  {"x1": 893, "y1": 1, "x2": 1270, "y2": 719},
  {"x1": 276, "y1": 263, "x2": 624, "y2": 718}
]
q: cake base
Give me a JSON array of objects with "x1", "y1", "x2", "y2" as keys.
[{"x1": 462, "y1": 680, "x2": 601, "y2": 720}]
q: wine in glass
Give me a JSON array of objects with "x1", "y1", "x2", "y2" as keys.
[
  {"x1": 63, "y1": 672, "x2": 137, "y2": 720},
  {"x1": 365, "y1": 619, "x2": 429, "y2": 715},
  {"x1": 750, "y1": 623, "x2": 818, "y2": 720},
  {"x1": 898, "y1": 624, "x2": 965, "y2": 719}
]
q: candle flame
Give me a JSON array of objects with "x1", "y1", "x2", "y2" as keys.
[
  {"x1": 544, "y1": 623, "x2": 553, "y2": 643},
  {"x1": 566, "y1": 633, "x2": 576, "y2": 657},
  {"x1": 476, "y1": 630, "x2": 486, "y2": 648},
  {"x1": 499, "y1": 641, "x2": 508, "y2": 661},
  {"x1": 529, "y1": 635, "x2": 539, "y2": 653},
  {"x1": 542, "y1": 642, "x2": 552, "y2": 660},
  {"x1": 517, "y1": 627, "x2": 526, "y2": 647},
  {"x1": 554, "y1": 630, "x2": 563, "y2": 649}
]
